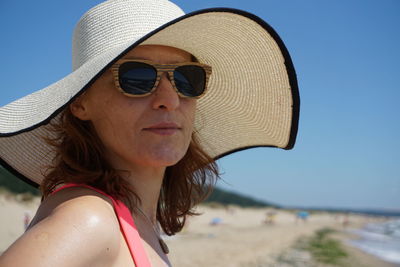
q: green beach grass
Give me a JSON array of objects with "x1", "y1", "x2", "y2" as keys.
[
  {"x1": 304, "y1": 228, "x2": 348, "y2": 265},
  {"x1": 276, "y1": 227, "x2": 349, "y2": 267}
]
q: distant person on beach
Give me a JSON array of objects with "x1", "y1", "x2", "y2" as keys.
[
  {"x1": 342, "y1": 214, "x2": 350, "y2": 228},
  {"x1": 264, "y1": 210, "x2": 277, "y2": 224},
  {"x1": 23, "y1": 211, "x2": 31, "y2": 231},
  {"x1": 0, "y1": 0, "x2": 299, "y2": 266}
]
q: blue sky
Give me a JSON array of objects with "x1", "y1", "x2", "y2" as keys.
[{"x1": 1, "y1": 1, "x2": 399, "y2": 209}]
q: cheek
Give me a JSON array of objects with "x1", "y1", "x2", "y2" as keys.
[
  {"x1": 90, "y1": 102, "x2": 141, "y2": 152},
  {"x1": 179, "y1": 100, "x2": 197, "y2": 153},
  {"x1": 175, "y1": 100, "x2": 195, "y2": 147},
  {"x1": 184, "y1": 99, "x2": 197, "y2": 125},
  {"x1": 92, "y1": 115, "x2": 122, "y2": 152}
]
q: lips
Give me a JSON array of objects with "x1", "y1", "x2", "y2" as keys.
[{"x1": 143, "y1": 122, "x2": 181, "y2": 136}]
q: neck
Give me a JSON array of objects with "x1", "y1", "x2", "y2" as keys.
[
  {"x1": 106, "y1": 153, "x2": 166, "y2": 221},
  {"x1": 127, "y1": 166, "x2": 165, "y2": 222},
  {"x1": 107, "y1": 156, "x2": 171, "y2": 255}
]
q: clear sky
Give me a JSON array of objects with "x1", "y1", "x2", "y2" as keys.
[{"x1": 1, "y1": 1, "x2": 399, "y2": 210}]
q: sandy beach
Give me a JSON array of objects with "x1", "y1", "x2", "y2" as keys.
[
  {"x1": 0, "y1": 193, "x2": 396, "y2": 266},
  {"x1": 165, "y1": 206, "x2": 396, "y2": 267}
]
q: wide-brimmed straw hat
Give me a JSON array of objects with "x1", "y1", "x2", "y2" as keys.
[{"x1": 0, "y1": 0, "x2": 300, "y2": 187}]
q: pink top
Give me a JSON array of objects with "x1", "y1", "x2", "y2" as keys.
[{"x1": 51, "y1": 183, "x2": 151, "y2": 267}]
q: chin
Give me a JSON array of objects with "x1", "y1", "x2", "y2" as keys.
[
  {"x1": 147, "y1": 149, "x2": 187, "y2": 167},
  {"x1": 152, "y1": 156, "x2": 184, "y2": 167}
]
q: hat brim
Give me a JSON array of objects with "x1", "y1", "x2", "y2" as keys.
[{"x1": 0, "y1": 8, "x2": 300, "y2": 187}]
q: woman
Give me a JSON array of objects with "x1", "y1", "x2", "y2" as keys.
[{"x1": 0, "y1": 0, "x2": 299, "y2": 266}]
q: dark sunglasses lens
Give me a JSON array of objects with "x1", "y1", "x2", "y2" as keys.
[
  {"x1": 119, "y1": 62, "x2": 156, "y2": 95},
  {"x1": 174, "y1": 65, "x2": 206, "y2": 97}
]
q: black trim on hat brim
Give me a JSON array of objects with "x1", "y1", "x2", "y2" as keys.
[
  {"x1": 0, "y1": 157, "x2": 39, "y2": 188},
  {"x1": 215, "y1": 145, "x2": 278, "y2": 161},
  {"x1": 0, "y1": 7, "x2": 300, "y2": 188}
]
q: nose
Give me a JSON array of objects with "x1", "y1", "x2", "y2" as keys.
[{"x1": 151, "y1": 73, "x2": 180, "y2": 111}]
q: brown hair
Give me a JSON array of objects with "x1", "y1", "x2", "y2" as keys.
[{"x1": 41, "y1": 107, "x2": 219, "y2": 235}]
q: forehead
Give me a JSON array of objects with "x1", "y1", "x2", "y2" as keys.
[{"x1": 122, "y1": 45, "x2": 192, "y2": 63}]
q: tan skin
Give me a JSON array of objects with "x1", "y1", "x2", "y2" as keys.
[{"x1": 0, "y1": 45, "x2": 197, "y2": 267}]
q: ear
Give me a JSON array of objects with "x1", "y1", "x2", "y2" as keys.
[{"x1": 69, "y1": 94, "x2": 91, "y2": 121}]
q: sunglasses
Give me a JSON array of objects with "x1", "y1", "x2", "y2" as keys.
[{"x1": 111, "y1": 59, "x2": 212, "y2": 99}]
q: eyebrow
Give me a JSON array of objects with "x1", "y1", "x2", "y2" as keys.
[{"x1": 123, "y1": 56, "x2": 148, "y2": 61}]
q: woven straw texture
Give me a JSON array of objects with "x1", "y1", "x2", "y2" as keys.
[{"x1": 0, "y1": 0, "x2": 298, "y2": 186}]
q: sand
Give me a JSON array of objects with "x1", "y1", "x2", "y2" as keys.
[
  {"x1": 0, "y1": 194, "x2": 395, "y2": 266},
  {"x1": 165, "y1": 206, "x2": 394, "y2": 266},
  {"x1": 0, "y1": 193, "x2": 41, "y2": 252}
]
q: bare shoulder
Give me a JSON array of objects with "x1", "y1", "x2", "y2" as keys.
[
  {"x1": 0, "y1": 187, "x2": 121, "y2": 267},
  {"x1": 33, "y1": 186, "x2": 118, "y2": 227}
]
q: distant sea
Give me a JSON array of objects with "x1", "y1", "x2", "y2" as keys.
[{"x1": 348, "y1": 219, "x2": 400, "y2": 265}]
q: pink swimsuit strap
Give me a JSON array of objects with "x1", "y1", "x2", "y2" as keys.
[{"x1": 51, "y1": 183, "x2": 151, "y2": 267}]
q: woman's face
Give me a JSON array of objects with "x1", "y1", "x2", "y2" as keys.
[{"x1": 71, "y1": 45, "x2": 197, "y2": 171}]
